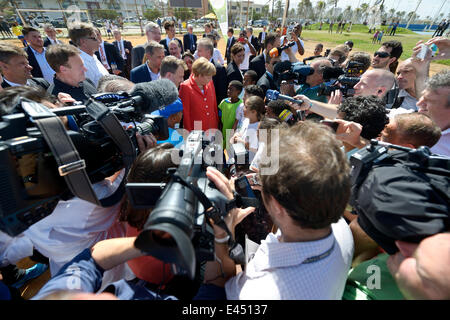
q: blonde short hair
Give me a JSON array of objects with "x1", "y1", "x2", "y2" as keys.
[{"x1": 192, "y1": 57, "x2": 216, "y2": 77}]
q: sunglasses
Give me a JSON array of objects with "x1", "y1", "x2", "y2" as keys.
[{"x1": 374, "y1": 51, "x2": 390, "y2": 58}]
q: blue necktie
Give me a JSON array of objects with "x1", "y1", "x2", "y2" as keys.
[{"x1": 190, "y1": 34, "x2": 194, "y2": 51}]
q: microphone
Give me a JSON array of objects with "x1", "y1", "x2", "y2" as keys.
[
  {"x1": 266, "y1": 89, "x2": 304, "y2": 105},
  {"x1": 130, "y1": 79, "x2": 179, "y2": 115},
  {"x1": 269, "y1": 41, "x2": 296, "y2": 58}
]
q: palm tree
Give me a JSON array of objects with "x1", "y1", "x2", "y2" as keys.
[
  {"x1": 360, "y1": 2, "x2": 369, "y2": 23},
  {"x1": 275, "y1": 0, "x2": 282, "y2": 17},
  {"x1": 343, "y1": 5, "x2": 352, "y2": 21},
  {"x1": 389, "y1": 8, "x2": 396, "y2": 20},
  {"x1": 316, "y1": 0, "x2": 326, "y2": 22}
]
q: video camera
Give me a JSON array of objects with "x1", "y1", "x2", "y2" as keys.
[
  {"x1": 129, "y1": 131, "x2": 259, "y2": 279},
  {"x1": 0, "y1": 79, "x2": 178, "y2": 236},
  {"x1": 273, "y1": 61, "x2": 314, "y2": 89},
  {"x1": 349, "y1": 140, "x2": 450, "y2": 254},
  {"x1": 318, "y1": 61, "x2": 365, "y2": 97}
]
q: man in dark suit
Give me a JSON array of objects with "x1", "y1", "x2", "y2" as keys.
[
  {"x1": 183, "y1": 24, "x2": 197, "y2": 53},
  {"x1": 0, "y1": 43, "x2": 49, "y2": 90},
  {"x1": 246, "y1": 27, "x2": 260, "y2": 63},
  {"x1": 130, "y1": 42, "x2": 165, "y2": 84},
  {"x1": 225, "y1": 27, "x2": 236, "y2": 65},
  {"x1": 94, "y1": 28, "x2": 124, "y2": 76},
  {"x1": 160, "y1": 20, "x2": 183, "y2": 56},
  {"x1": 257, "y1": 26, "x2": 267, "y2": 55},
  {"x1": 196, "y1": 38, "x2": 228, "y2": 105},
  {"x1": 131, "y1": 22, "x2": 161, "y2": 68},
  {"x1": 257, "y1": 55, "x2": 280, "y2": 95},
  {"x1": 249, "y1": 32, "x2": 280, "y2": 81},
  {"x1": 113, "y1": 29, "x2": 133, "y2": 79},
  {"x1": 22, "y1": 26, "x2": 55, "y2": 83},
  {"x1": 43, "y1": 24, "x2": 63, "y2": 47}
]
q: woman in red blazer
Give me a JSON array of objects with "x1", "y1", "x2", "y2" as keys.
[{"x1": 179, "y1": 57, "x2": 219, "y2": 133}]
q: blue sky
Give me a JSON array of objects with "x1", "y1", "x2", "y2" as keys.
[{"x1": 253, "y1": 0, "x2": 449, "y2": 20}]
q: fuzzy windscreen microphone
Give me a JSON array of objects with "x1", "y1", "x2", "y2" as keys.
[{"x1": 130, "y1": 79, "x2": 179, "y2": 115}]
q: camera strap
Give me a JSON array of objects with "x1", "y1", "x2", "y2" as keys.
[
  {"x1": 35, "y1": 100, "x2": 136, "y2": 207},
  {"x1": 34, "y1": 116, "x2": 103, "y2": 206}
]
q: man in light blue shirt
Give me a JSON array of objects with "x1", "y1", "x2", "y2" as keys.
[{"x1": 22, "y1": 27, "x2": 55, "y2": 84}]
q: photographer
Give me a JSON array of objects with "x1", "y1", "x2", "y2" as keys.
[
  {"x1": 294, "y1": 69, "x2": 396, "y2": 120},
  {"x1": 295, "y1": 57, "x2": 332, "y2": 104},
  {"x1": 200, "y1": 121, "x2": 354, "y2": 299}
]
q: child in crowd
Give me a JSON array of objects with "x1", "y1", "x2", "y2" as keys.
[
  {"x1": 218, "y1": 80, "x2": 243, "y2": 147},
  {"x1": 230, "y1": 96, "x2": 266, "y2": 163},
  {"x1": 232, "y1": 85, "x2": 265, "y2": 131},
  {"x1": 372, "y1": 30, "x2": 379, "y2": 44},
  {"x1": 243, "y1": 70, "x2": 258, "y2": 87},
  {"x1": 11, "y1": 22, "x2": 26, "y2": 47},
  {"x1": 377, "y1": 30, "x2": 384, "y2": 44},
  {"x1": 250, "y1": 116, "x2": 284, "y2": 172}
]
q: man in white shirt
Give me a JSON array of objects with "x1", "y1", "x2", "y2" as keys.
[
  {"x1": 280, "y1": 23, "x2": 305, "y2": 62},
  {"x1": 393, "y1": 59, "x2": 418, "y2": 111},
  {"x1": 417, "y1": 69, "x2": 450, "y2": 157},
  {"x1": 68, "y1": 23, "x2": 109, "y2": 87},
  {"x1": 203, "y1": 121, "x2": 354, "y2": 300}
]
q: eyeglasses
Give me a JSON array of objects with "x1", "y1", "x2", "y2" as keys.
[
  {"x1": 84, "y1": 37, "x2": 98, "y2": 41},
  {"x1": 374, "y1": 51, "x2": 390, "y2": 58}
]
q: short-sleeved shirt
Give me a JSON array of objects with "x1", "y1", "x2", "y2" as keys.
[{"x1": 218, "y1": 98, "x2": 242, "y2": 144}]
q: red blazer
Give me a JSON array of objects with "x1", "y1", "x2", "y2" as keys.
[{"x1": 179, "y1": 74, "x2": 219, "y2": 132}]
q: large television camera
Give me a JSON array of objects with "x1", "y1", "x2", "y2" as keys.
[
  {"x1": 273, "y1": 61, "x2": 314, "y2": 89},
  {"x1": 128, "y1": 131, "x2": 258, "y2": 279},
  {"x1": 349, "y1": 140, "x2": 450, "y2": 254},
  {"x1": 0, "y1": 79, "x2": 178, "y2": 236},
  {"x1": 318, "y1": 61, "x2": 365, "y2": 97}
]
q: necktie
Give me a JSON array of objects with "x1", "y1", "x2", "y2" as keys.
[
  {"x1": 120, "y1": 41, "x2": 125, "y2": 59},
  {"x1": 99, "y1": 45, "x2": 109, "y2": 70},
  {"x1": 190, "y1": 34, "x2": 194, "y2": 51}
]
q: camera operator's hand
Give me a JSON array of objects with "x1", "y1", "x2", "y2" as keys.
[
  {"x1": 206, "y1": 167, "x2": 255, "y2": 236},
  {"x1": 56, "y1": 92, "x2": 76, "y2": 107},
  {"x1": 334, "y1": 119, "x2": 368, "y2": 149},
  {"x1": 136, "y1": 132, "x2": 157, "y2": 152},
  {"x1": 328, "y1": 89, "x2": 343, "y2": 105}
]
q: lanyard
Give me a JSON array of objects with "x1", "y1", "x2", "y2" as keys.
[{"x1": 302, "y1": 239, "x2": 335, "y2": 264}]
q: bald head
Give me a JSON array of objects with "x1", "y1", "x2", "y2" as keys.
[
  {"x1": 396, "y1": 58, "x2": 417, "y2": 91},
  {"x1": 354, "y1": 69, "x2": 395, "y2": 98}
]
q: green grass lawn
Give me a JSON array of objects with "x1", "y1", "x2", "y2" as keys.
[{"x1": 300, "y1": 24, "x2": 449, "y2": 66}]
